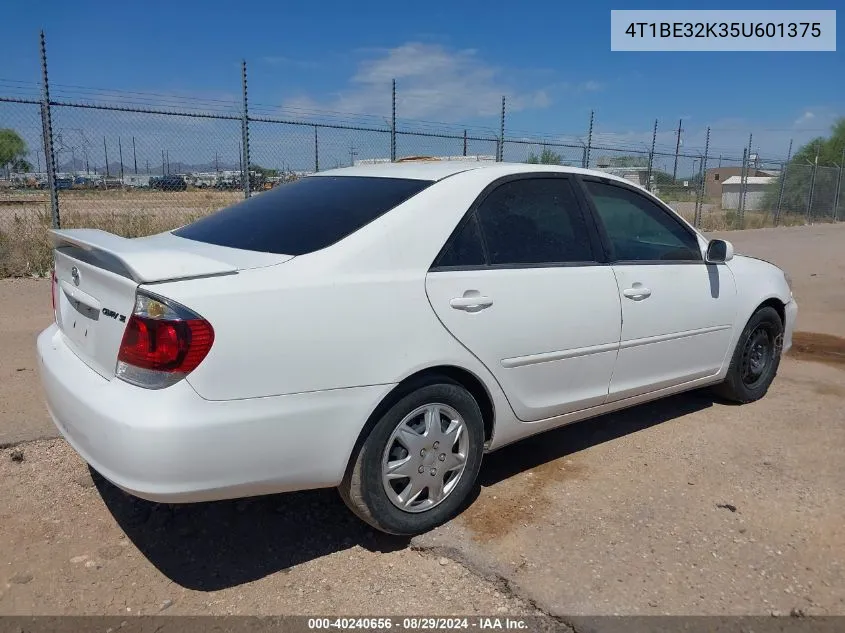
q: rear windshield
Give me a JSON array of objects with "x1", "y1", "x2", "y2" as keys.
[{"x1": 173, "y1": 176, "x2": 433, "y2": 255}]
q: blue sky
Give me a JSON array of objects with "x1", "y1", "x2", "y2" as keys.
[{"x1": 0, "y1": 0, "x2": 842, "y2": 171}]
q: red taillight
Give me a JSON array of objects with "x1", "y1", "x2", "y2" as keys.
[
  {"x1": 118, "y1": 315, "x2": 214, "y2": 373},
  {"x1": 115, "y1": 291, "x2": 214, "y2": 389}
]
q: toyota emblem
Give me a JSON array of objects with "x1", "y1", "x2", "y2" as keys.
[{"x1": 71, "y1": 266, "x2": 80, "y2": 286}]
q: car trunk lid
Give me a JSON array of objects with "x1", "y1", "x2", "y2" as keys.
[{"x1": 50, "y1": 228, "x2": 291, "y2": 379}]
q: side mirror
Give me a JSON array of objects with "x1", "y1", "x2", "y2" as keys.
[{"x1": 706, "y1": 239, "x2": 734, "y2": 263}]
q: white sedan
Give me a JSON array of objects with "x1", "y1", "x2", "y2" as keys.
[{"x1": 37, "y1": 162, "x2": 796, "y2": 535}]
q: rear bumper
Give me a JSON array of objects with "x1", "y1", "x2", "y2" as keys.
[{"x1": 37, "y1": 323, "x2": 390, "y2": 503}]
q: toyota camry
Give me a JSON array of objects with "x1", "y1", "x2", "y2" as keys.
[{"x1": 37, "y1": 161, "x2": 797, "y2": 535}]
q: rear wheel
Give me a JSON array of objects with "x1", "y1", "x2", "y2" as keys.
[
  {"x1": 339, "y1": 381, "x2": 484, "y2": 535},
  {"x1": 713, "y1": 306, "x2": 784, "y2": 403}
]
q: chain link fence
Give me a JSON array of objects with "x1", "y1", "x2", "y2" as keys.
[{"x1": 1, "y1": 36, "x2": 843, "y2": 277}]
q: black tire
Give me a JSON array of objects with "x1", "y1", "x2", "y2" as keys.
[
  {"x1": 712, "y1": 306, "x2": 784, "y2": 403},
  {"x1": 338, "y1": 380, "x2": 484, "y2": 535}
]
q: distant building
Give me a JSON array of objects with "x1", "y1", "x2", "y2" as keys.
[
  {"x1": 705, "y1": 167, "x2": 779, "y2": 199},
  {"x1": 594, "y1": 166, "x2": 651, "y2": 188},
  {"x1": 720, "y1": 176, "x2": 777, "y2": 211}
]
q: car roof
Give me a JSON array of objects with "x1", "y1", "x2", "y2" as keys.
[{"x1": 308, "y1": 160, "x2": 640, "y2": 187}]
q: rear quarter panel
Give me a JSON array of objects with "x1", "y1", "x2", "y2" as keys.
[{"x1": 147, "y1": 170, "x2": 519, "y2": 438}]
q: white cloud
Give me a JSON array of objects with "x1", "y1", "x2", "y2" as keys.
[
  {"x1": 794, "y1": 110, "x2": 816, "y2": 125},
  {"x1": 280, "y1": 42, "x2": 556, "y2": 122}
]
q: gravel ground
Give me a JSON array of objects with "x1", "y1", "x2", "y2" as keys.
[{"x1": 1, "y1": 222, "x2": 844, "y2": 616}]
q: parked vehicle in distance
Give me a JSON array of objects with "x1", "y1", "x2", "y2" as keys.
[
  {"x1": 37, "y1": 162, "x2": 796, "y2": 535},
  {"x1": 150, "y1": 175, "x2": 188, "y2": 191}
]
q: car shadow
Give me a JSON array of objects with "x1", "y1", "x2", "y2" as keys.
[
  {"x1": 93, "y1": 473, "x2": 408, "y2": 592},
  {"x1": 480, "y1": 388, "x2": 719, "y2": 486},
  {"x1": 95, "y1": 388, "x2": 718, "y2": 591}
]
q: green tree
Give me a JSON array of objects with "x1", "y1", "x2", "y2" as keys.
[
  {"x1": 525, "y1": 148, "x2": 563, "y2": 165},
  {"x1": 249, "y1": 163, "x2": 279, "y2": 178},
  {"x1": 764, "y1": 118, "x2": 845, "y2": 219},
  {"x1": 0, "y1": 128, "x2": 29, "y2": 178}
]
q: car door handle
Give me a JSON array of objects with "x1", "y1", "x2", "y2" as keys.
[
  {"x1": 450, "y1": 296, "x2": 493, "y2": 311},
  {"x1": 622, "y1": 286, "x2": 652, "y2": 300}
]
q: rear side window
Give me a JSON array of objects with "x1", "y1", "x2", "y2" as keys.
[
  {"x1": 476, "y1": 178, "x2": 594, "y2": 265},
  {"x1": 173, "y1": 176, "x2": 432, "y2": 255},
  {"x1": 433, "y1": 213, "x2": 486, "y2": 268}
]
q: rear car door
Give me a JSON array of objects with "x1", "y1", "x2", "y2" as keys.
[
  {"x1": 580, "y1": 177, "x2": 738, "y2": 402},
  {"x1": 425, "y1": 174, "x2": 622, "y2": 422}
]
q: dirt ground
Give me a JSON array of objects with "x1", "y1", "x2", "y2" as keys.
[{"x1": 1, "y1": 223, "x2": 844, "y2": 616}]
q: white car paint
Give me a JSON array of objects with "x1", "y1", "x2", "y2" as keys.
[{"x1": 37, "y1": 162, "x2": 797, "y2": 505}]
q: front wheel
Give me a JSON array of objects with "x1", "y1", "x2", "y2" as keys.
[
  {"x1": 338, "y1": 381, "x2": 485, "y2": 535},
  {"x1": 713, "y1": 306, "x2": 784, "y2": 403}
]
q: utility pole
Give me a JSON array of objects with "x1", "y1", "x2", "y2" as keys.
[
  {"x1": 161, "y1": 149, "x2": 165, "y2": 176},
  {"x1": 215, "y1": 152, "x2": 219, "y2": 174},
  {"x1": 672, "y1": 118, "x2": 683, "y2": 181},
  {"x1": 103, "y1": 137, "x2": 110, "y2": 178},
  {"x1": 463, "y1": 129, "x2": 467, "y2": 157},
  {"x1": 166, "y1": 150, "x2": 170, "y2": 175},
  {"x1": 145, "y1": 159, "x2": 150, "y2": 175},
  {"x1": 132, "y1": 136, "x2": 138, "y2": 174},
  {"x1": 314, "y1": 126, "x2": 319, "y2": 172}
]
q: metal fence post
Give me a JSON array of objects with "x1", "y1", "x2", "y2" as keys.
[
  {"x1": 39, "y1": 30, "x2": 60, "y2": 228},
  {"x1": 672, "y1": 118, "x2": 682, "y2": 181},
  {"x1": 738, "y1": 134, "x2": 752, "y2": 225},
  {"x1": 774, "y1": 139, "x2": 792, "y2": 226},
  {"x1": 737, "y1": 147, "x2": 748, "y2": 226},
  {"x1": 646, "y1": 119, "x2": 657, "y2": 192},
  {"x1": 241, "y1": 60, "x2": 250, "y2": 199},
  {"x1": 314, "y1": 125, "x2": 319, "y2": 173},
  {"x1": 391, "y1": 79, "x2": 396, "y2": 162},
  {"x1": 585, "y1": 110, "x2": 594, "y2": 169},
  {"x1": 807, "y1": 142, "x2": 820, "y2": 223},
  {"x1": 833, "y1": 147, "x2": 845, "y2": 221},
  {"x1": 498, "y1": 96, "x2": 506, "y2": 162},
  {"x1": 118, "y1": 137, "x2": 124, "y2": 181},
  {"x1": 694, "y1": 127, "x2": 710, "y2": 228}
]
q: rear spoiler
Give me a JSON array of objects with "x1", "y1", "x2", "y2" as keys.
[{"x1": 49, "y1": 228, "x2": 238, "y2": 284}]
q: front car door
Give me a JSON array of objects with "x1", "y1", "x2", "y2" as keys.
[
  {"x1": 579, "y1": 177, "x2": 739, "y2": 402},
  {"x1": 425, "y1": 174, "x2": 622, "y2": 422}
]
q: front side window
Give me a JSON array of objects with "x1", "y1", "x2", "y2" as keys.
[
  {"x1": 474, "y1": 178, "x2": 594, "y2": 266},
  {"x1": 584, "y1": 181, "x2": 702, "y2": 262}
]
